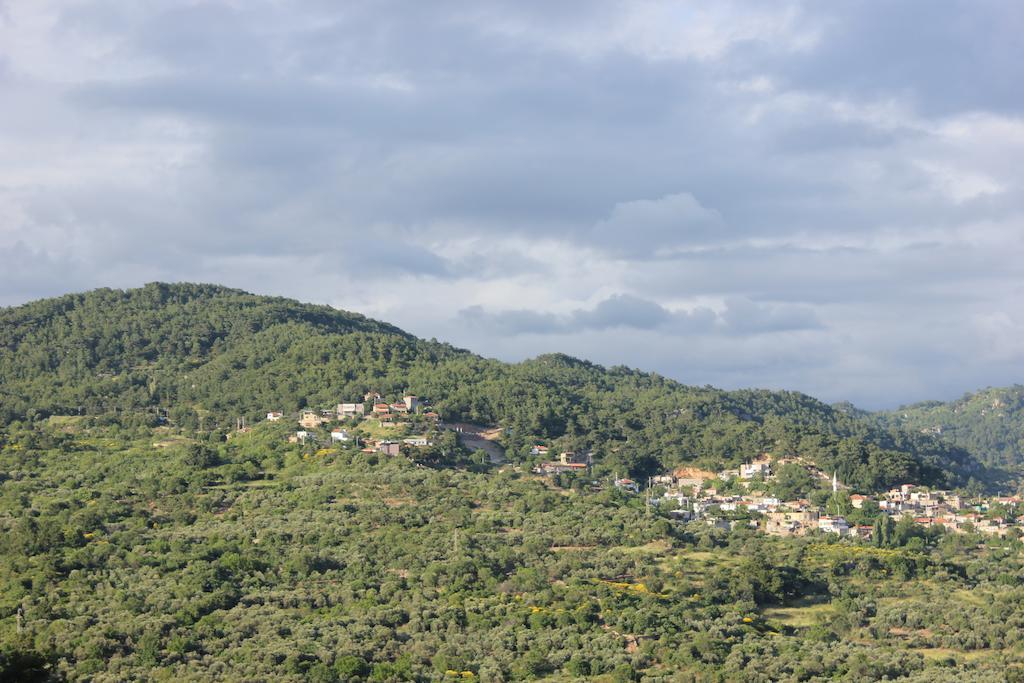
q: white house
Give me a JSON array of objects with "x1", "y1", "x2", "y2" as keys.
[
  {"x1": 662, "y1": 492, "x2": 690, "y2": 508},
  {"x1": 331, "y1": 429, "x2": 351, "y2": 442},
  {"x1": 740, "y1": 460, "x2": 771, "y2": 479},
  {"x1": 818, "y1": 516, "x2": 851, "y2": 536}
]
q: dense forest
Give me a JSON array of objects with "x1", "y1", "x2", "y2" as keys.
[
  {"x1": 0, "y1": 284, "x2": 993, "y2": 492},
  {"x1": 877, "y1": 386, "x2": 1024, "y2": 469}
]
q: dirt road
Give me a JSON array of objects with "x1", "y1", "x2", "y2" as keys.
[{"x1": 451, "y1": 424, "x2": 507, "y2": 465}]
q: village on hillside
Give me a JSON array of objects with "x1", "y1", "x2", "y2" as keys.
[
  {"x1": 534, "y1": 451, "x2": 1021, "y2": 540},
  {"x1": 265, "y1": 393, "x2": 442, "y2": 459},
  {"x1": 260, "y1": 399, "x2": 1020, "y2": 542}
]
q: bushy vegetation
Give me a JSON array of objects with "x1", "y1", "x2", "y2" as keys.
[{"x1": 1, "y1": 419, "x2": 1023, "y2": 681}]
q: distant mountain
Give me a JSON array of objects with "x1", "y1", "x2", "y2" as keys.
[
  {"x1": 0, "y1": 283, "x2": 994, "y2": 491},
  {"x1": 878, "y1": 386, "x2": 1024, "y2": 468}
]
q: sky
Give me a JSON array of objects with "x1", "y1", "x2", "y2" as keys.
[{"x1": 1, "y1": 1, "x2": 1022, "y2": 409}]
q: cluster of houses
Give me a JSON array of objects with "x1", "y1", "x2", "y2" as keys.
[
  {"x1": 269, "y1": 394, "x2": 436, "y2": 428},
  {"x1": 531, "y1": 449, "x2": 1021, "y2": 539},
  {"x1": 656, "y1": 468, "x2": 1021, "y2": 538},
  {"x1": 871, "y1": 484, "x2": 1021, "y2": 537},
  {"x1": 270, "y1": 393, "x2": 439, "y2": 458}
]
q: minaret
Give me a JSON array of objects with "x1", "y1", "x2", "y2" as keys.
[{"x1": 832, "y1": 471, "x2": 838, "y2": 493}]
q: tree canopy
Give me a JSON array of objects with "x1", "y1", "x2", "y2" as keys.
[{"x1": 0, "y1": 283, "x2": 994, "y2": 492}]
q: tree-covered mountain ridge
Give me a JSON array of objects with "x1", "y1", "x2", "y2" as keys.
[
  {"x1": 0, "y1": 282, "x2": 994, "y2": 492},
  {"x1": 877, "y1": 386, "x2": 1024, "y2": 469}
]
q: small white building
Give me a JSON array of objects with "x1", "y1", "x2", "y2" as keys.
[
  {"x1": 818, "y1": 516, "x2": 851, "y2": 536},
  {"x1": 267, "y1": 412, "x2": 283, "y2": 421},
  {"x1": 331, "y1": 429, "x2": 351, "y2": 442},
  {"x1": 740, "y1": 461, "x2": 771, "y2": 479},
  {"x1": 290, "y1": 430, "x2": 312, "y2": 444},
  {"x1": 746, "y1": 496, "x2": 780, "y2": 513},
  {"x1": 662, "y1": 492, "x2": 690, "y2": 508}
]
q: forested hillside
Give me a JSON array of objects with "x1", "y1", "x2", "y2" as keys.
[
  {"x1": 0, "y1": 283, "x2": 990, "y2": 492},
  {"x1": 3, "y1": 284, "x2": 1024, "y2": 682},
  {"x1": 878, "y1": 386, "x2": 1024, "y2": 469}
]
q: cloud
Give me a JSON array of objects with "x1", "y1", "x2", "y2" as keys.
[
  {"x1": 767, "y1": 1, "x2": 1024, "y2": 116},
  {"x1": 459, "y1": 306, "x2": 562, "y2": 335},
  {"x1": 0, "y1": 242, "x2": 91, "y2": 306},
  {"x1": 457, "y1": 294, "x2": 820, "y2": 337},
  {"x1": 0, "y1": 0, "x2": 1022, "y2": 408},
  {"x1": 719, "y1": 297, "x2": 822, "y2": 334},
  {"x1": 590, "y1": 193, "x2": 725, "y2": 257},
  {"x1": 573, "y1": 294, "x2": 672, "y2": 329},
  {"x1": 458, "y1": 294, "x2": 690, "y2": 335}
]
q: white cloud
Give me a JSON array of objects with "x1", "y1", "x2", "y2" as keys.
[{"x1": 472, "y1": 0, "x2": 818, "y2": 63}]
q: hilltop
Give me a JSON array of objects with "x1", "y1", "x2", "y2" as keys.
[{"x1": 0, "y1": 283, "x2": 992, "y2": 492}]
